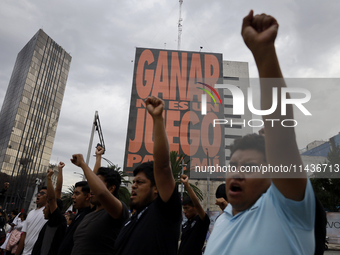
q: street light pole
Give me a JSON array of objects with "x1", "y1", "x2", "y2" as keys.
[
  {"x1": 85, "y1": 111, "x2": 98, "y2": 181},
  {"x1": 28, "y1": 178, "x2": 42, "y2": 212},
  {"x1": 85, "y1": 111, "x2": 106, "y2": 182},
  {"x1": 179, "y1": 158, "x2": 187, "y2": 201},
  {"x1": 206, "y1": 148, "x2": 210, "y2": 216}
]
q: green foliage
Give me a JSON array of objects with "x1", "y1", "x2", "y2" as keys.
[
  {"x1": 61, "y1": 185, "x2": 75, "y2": 212},
  {"x1": 311, "y1": 145, "x2": 340, "y2": 211},
  {"x1": 170, "y1": 151, "x2": 204, "y2": 201}
]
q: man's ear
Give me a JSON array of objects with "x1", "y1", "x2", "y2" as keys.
[
  {"x1": 109, "y1": 185, "x2": 116, "y2": 195},
  {"x1": 85, "y1": 193, "x2": 91, "y2": 201},
  {"x1": 152, "y1": 185, "x2": 158, "y2": 195}
]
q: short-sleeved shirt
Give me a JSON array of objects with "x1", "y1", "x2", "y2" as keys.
[
  {"x1": 178, "y1": 213, "x2": 210, "y2": 255},
  {"x1": 204, "y1": 180, "x2": 316, "y2": 255},
  {"x1": 114, "y1": 188, "x2": 182, "y2": 255},
  {"x1": 32, "y1": 207, "x2": 67, "y2": 255},
  {"x1": 71, "y1": 201, "x2": 129, "y2": 255},
  {"x1": 22, "y1": 207, "x2": 48, "y2": 255},
  {"x1": 57, "y1": 206, "x2": 94, "y2": 255}
]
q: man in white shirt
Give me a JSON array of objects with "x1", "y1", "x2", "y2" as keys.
[{"x1": 15, "y1": 187, "x2": 48, "y2": 255}]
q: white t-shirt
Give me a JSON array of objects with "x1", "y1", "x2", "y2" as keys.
[
  {"x1": 21, "y1": 207, "x2": 48, "y2": 255},
  {"x1": 14, "y1": 218, "x2": 23, "y2": 231}
]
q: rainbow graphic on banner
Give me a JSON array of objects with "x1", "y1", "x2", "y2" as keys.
[{"x1": 197, "y1": 82, "x2": 222, "y2": 115}]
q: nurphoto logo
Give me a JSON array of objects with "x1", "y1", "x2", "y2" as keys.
[{"x1": 198, "y1": 83, "x2": 312, "y2": 128}]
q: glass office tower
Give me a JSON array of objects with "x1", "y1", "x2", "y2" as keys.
[{"x1": 0, "y1": 29, "x2": 71, "y2": 211}]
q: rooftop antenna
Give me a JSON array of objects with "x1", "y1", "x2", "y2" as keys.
[{"x1": 177, "y1": 0, "x2": 183, "y2": 50}]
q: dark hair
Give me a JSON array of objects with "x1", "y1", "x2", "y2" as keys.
[
  {"x1": 11, "y1": 209, "x2": 19, "y2": 216},
  {"x1": 230, "y1": 134, "x2": 266, "y2": 162},
  {"x1": 21, "y1": 213, "x2": 27, "y2": 220},
  {"x1": 215, "y1": 184, "x2": 227, "y2": 201},
  {"x1": 97, "y1": 167, "x2": 121, "y2": 198},
  {"x1": 75, "y1": 181, "x2": 90, "y2": 195},
  {"x1": 182, "y1": 196, "x2": 194, "y2": 207},
  {"x1": 40, "y1": 186, "x2": 47, "y2": 190},
  {"x1": 133, "y1": 161, "x2": 155, "y2": 187}
]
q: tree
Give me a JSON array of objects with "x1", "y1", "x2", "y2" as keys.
[
  {"x1": 311, "y1": 145, "x2": 340, "y2": 211},
  {"x1": 61, "y1": 185, "x2": 75, "y2": 212},
  {"x1": 170, "y1": 151, "x2": 203, "y2": 201}
]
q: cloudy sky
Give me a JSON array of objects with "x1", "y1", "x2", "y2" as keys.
[{"x1": 0, "y1": 0, "x2": 339, "y2": 190}]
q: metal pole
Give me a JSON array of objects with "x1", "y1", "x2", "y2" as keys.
[
  {"x1": 206, "y1": 148, "x2": 210, "y2": 215},
  {"x1": 28, "y1": 178, "x2": 41, "y2": 212},
  {"x1": 178, "y1": 0, "x2": 183, "y2": 50},
  {"x1": 85, "y1": 111, "x2": 98, "y2": 181},
  {"x1": 179, "y1": 158, "x2": 187, "y2": 201},
  {"x1": 181, "y1": 159, "x2": 184, "y2": 201}
]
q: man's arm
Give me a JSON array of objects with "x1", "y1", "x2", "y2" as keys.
[
  {"x1": 15, "y1": 232, "x2": 26, "y2": 255},
  {"x1": 181, "y1": 174, "x2": 206, "y2": 220},
  {"x1": 47, "y1": 169, "x2": 58, "y2": 213},
  {"x1": 242, "y1": 10, "x2": 306, "y2": 201},
  {"x1": 93, "y1": 146, "x2": 104, "y2": 174},
  {"x1": 71, "y1": 154, "x2": 123, "y2": 219},
  {"x1": 55, "y1": 162, "x2": 64, "y2": 200},
  {"x1": 146, "y1": 96, "x2": 175, "y2": 202}
]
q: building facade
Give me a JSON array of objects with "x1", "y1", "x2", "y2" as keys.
[
  {"x1": 0, "y1": 29, "x2": 71, "y2": 211},
  {"x1": 202, "y1": 60, "x2": 252, "y2": 212}
]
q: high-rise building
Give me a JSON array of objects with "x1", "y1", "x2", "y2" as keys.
[
  {"x1": 0, "y1": 29, "x2": 71, "y2": 211},
  {"x1": 197, "y1": 60, "x2": 252, "y2": 212},
  {"x1": 222, "y1": 60, "x2": 252, "y2": 163}
]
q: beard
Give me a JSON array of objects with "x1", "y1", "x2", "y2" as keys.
[{"x1": 130, "y1": 187, "x2": 156, "y2": 211}]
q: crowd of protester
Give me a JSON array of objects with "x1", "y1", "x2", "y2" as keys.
[{"x1": 0, "y1": 11, "x2": 326, "y2": 255}]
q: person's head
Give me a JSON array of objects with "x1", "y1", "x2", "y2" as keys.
[
  {"x1": 72, "y1": 181, "x2": 91, "y2": 209},
  {"x1": 36, "y1": 186, "x2": 47, "y2": 208},
  {"x1": 182, "y1": 197, "x2": 198, "y2": 220},
  {"x1": 130, "y1": 161, "x2": 158, "y2": 211},
  {"x1": 20, "y1": 213, "x2": 27, "y2": 221},
  {"x1": 215, "y1": 184, "x2": 228, "y2": 211},
  {"x1": 90, "y1": 167, "x2": 121, "y2": 206},
  {"x1": 67, "y1": 210, "x2": 72, "y2": 216},
  {"x1": 67, "y1": 213, "x2": 75, "y2": 226},
  {"x1": 10, "y1": 208, "x2": 19, "y2": 218},
  {"x1": 215, "y1": 184, "x2": 227, "y2": 201},
  {"x1": 226, "y1": 134, "x2": 271, "y2": 215}
]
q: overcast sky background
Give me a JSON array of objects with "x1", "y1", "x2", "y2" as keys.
[{"x1": 0, "y1": 0, "x2": 339, "y2": 190}]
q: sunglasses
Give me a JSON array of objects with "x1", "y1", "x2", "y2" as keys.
[{"x1": 36, "y1": 191, "x2": 46, "y2": 196}]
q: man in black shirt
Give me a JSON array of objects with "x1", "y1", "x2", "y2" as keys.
[
  {"x1": 179, "y1": 174, "x2": 210, "y2": 255},
  {"x1": 70, "y1": 152, "x2": 129, "y2": 255},
  {"x1": 57, "y1": 181, "x2": 93, "y2": 255},
  {"x1": 114, "y1": 96, "x2": 182, "y2": 255}
]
